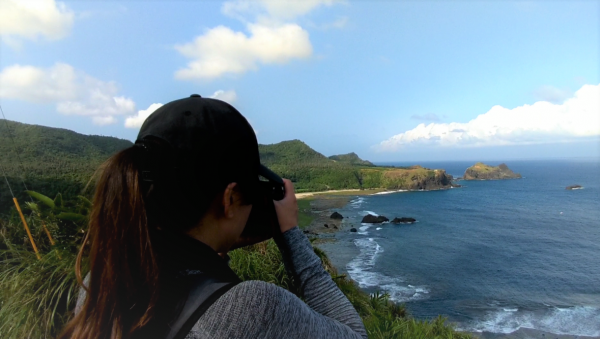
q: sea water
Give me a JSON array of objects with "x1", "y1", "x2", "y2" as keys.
[{"x1": 327, "y1": 159, "x2": 600, "y2": 336}]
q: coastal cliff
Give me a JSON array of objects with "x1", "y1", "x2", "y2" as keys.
[
  {"x1": 360, "y1": 166, "x2": 456, "y2": 190},
  {"x1": 463, "y1": 162, "x2": 521, "y2": 180}
]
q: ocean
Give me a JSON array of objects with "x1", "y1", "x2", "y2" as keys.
[{"x1": 320, "y1": 159, "x2": 600, "y2": 337}]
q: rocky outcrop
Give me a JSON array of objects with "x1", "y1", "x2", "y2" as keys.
[
  {"x1": 391, "y1": 217, "x2": 416, "y2": 224},
  {"x1": 566, "y1": 185, "x2": 583, "y2": 190},
  {"x1": 330, "y1": 212, "x2": 344, "y2": 219},
  {"x1": 361, "y1": 214, "x2": 389, "y2": 223},
  {"x1": 463, "y1": 163, "x2": 521, "y2": 180},
  {"x1": 374, "y1": 167, "x2": 457, "y2": 191},
  {"x1": 350, "y1": 228, "x2": 357, "y2": 232}
]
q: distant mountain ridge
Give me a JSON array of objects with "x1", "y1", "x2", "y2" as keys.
[
  {"x1": 0, "y1": 121, "x2": 456, "y2": 214},
  {"x1": 329, "y1": 152, "x2": 374, "y2": 167}
]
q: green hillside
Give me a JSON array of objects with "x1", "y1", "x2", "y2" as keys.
[
  {"x1": 0, "y1": 120, "x2": 132, "y2": 214},
  {"x1": 259, "y1": 140, "x2": 366, "y2": 192},
  {"x1": 329, "y1": 152, "x2": 375, "y2": 167},
  {"x1": 0, "y1": 121, "x2": 456, "y2": 214}
]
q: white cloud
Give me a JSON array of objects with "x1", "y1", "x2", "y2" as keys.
[
  {"x1": 175, "y1": 23, "x2": 312, "y2": 80},
  {"x1": 210, "y1": 90, "x2": 237, "y2": 104},
  {"x1": 0, "y1": 63, "x2": 136, "y2": 125},
  {"x1": 124, "y1": 103, "x2": 163, "y2": 129},
  {"x1": 0, "y1": 0, "x2": 74, "y2": 41},
  {"x1": 376, "y1": 83, "x2": 600, "y2": 152},
  {"x1": 174, "y1": 0, "x2": 341, "y2": 80}
]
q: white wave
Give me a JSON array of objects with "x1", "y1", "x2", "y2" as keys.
[
  {"x1": 376, "y1": 227, "x2": 382, "y2": 230},
  {"x1": 350, "y1": 197, "x2": 365, "y2": 209},
  {"x1": 346, "y1": 238, "x2": 429, "y2": 302},
  {"x1": 357, "y1": 225, "x2": 370, "y2": 235},
  {"x1": 362, "y1": 211, "x2": 379, "y2": 216},
  {"x1": 373, "y1": 189, "x2": 408, "y2": 195},
  {"x1": 503, "y1": 308, "x2": 518, "y2": 312},
  {"x1": 459, "y1": 306, "x2": 600, "y2": 337}
]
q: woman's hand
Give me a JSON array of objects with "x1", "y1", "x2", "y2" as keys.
[{"x1": 273, "y1": 179, "x2": 298, "y2": 233}]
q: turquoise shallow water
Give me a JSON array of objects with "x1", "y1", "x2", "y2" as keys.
[{"x1": 327, "y1": 159, "x2": 600, "y2": 336}]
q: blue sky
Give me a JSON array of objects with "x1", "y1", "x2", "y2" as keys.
[{"x1": 1, "y1": 0, "x2": 598, "y2": 162}]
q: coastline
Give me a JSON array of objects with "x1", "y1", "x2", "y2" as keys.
[
  {"x1": 295, "y1": 188, "x2": 385, "y2": 199},
  {"x1": 300, "y1": 193, "x2": 600, "y2": 339}
]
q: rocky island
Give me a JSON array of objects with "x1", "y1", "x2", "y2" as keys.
[
  {"x1": 566, "y1": 185, "x2": 583, "y2": 190},
  {"x1": 463, "y1": 162, "x2": 521, "y2": 180}
]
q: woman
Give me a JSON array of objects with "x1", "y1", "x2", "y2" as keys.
[{"x1": 60, "y1": 95, "x2": 367, "y2": 339}]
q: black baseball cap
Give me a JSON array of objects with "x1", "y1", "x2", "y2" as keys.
[{"x1": 136, "y1": 94, "x2": 282, "y2": 190}]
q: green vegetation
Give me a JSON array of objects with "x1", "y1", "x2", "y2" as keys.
[
  {"x1": 471, "y1": 162, "x2": 493, "y2": 172},
  {"x1": 259, "y1": 140, "x2": 453, "y2": 192},
  {"x1": 0, "y1": 192, "x2": 473, "y2": 338},
  {"x1": 0, "y1": 191, "x2": 90, "y2": 338},
  {"x1": 0, "y1": 120, "x2": 132, "y2": 214},
  {"x1": 0, "y1": 122, "x2": 467, "y2": 337},
  {"x1": 297, "y1": 198, "x2": 314, "y2": 229},
  {"x1": 329, "y1": 152, "x2": 375, "y2": 167},
  {"x1": 463, "y1": 162, "x2": 521, "y2": 180},
  {"x1": 1, "y1": 121, "x2": 453, "y2": 214}
]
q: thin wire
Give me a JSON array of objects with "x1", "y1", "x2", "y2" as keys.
[
  {"x1": 0, "y1": 104, "x2": 34, "y2": 201},
  {"x1": 0, "y1": 159, "x2": 15, "y2": 198}
]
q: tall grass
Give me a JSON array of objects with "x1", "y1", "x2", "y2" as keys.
[
  {"x1": 0, "y1": 197, "x2": 474, "y2": 339},
  {"x1": 0, "y1": 222, "x2": 80, "y2": 338},
  {"x1": 297, "y1": 197, "x2": 314, "y2": 229}
]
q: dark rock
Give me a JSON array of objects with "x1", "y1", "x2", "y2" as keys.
[
  {"x1": 350, "y1": 228, "x2": 357, "y2": 232},
  {"x1": 361, "y1": 214, "x2": 389, "y2": 223},
  {"x1": 566, "y1": 185, "x2": 583, "y2": 190},
  {"x1": 324, "y1": 224, "x2": 329, "y2": 228},
  {"x1": 330, "y1": 212, "x2": 344, "y2": 219},
  {"x1": 391, "y1": 217, "x2": 416, "y2": 224},
  {"x1": 333, "y1": 225, "x2": 338, "y2": 229}
]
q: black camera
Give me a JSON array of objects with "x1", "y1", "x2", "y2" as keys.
[{"x1": 242, "y1": 166, "x2": 285, "y2": 238}]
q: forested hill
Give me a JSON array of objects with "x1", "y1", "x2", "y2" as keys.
[
  {"x1": 329, "y1": 152, "x2": 375, "y2": 167},
  {"x1": 0, "y1": 121, "x2": 456, "y2": 214},
  {"x1": 0, "y1": 120, "x2": 132, "y2": 214},
  {"x1": 259, "y1": 140, "x2": 330, "y2": 166}
]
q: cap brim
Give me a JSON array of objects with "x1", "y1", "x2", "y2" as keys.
[{"x1": 258, "y1": 164, "x2": 284, "y2": 185}]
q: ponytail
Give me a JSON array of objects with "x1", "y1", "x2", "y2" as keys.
[
  {"x1": 61, "y1": 139, "x2": 253, "y2": 338},
  {"x1": 61, "y1": 146, "x2": 159, "y2": 339}
]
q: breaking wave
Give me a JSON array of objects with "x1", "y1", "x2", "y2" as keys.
[
  {"x1": 459, "y1": 306, "x2": 600, "y2": 337},
  {"x1": 346, "y1": 237, "x2": 429, "y2": 302}
]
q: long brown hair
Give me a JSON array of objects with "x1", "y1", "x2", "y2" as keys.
[{"x1": 59, "y1": 142, "x2": 249, "y2": 339}]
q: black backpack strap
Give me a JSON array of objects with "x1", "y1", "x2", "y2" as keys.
[{"x1": 166, "y1": 277, "x2": 239, "y2": 339}]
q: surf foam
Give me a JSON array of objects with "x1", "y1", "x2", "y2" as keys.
[
  {"x1": 373, "y1": 189, "x2": 408, "y2": 195},
  {"x1": 346, "y1": 237, "x2": 429, "y2": 302},
  {"x1": 459, "y1": 306, "x2": 600, "y2": 337},
  {"x1": 349, "y1": 197, "x2": 365, "y2": 209}
]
